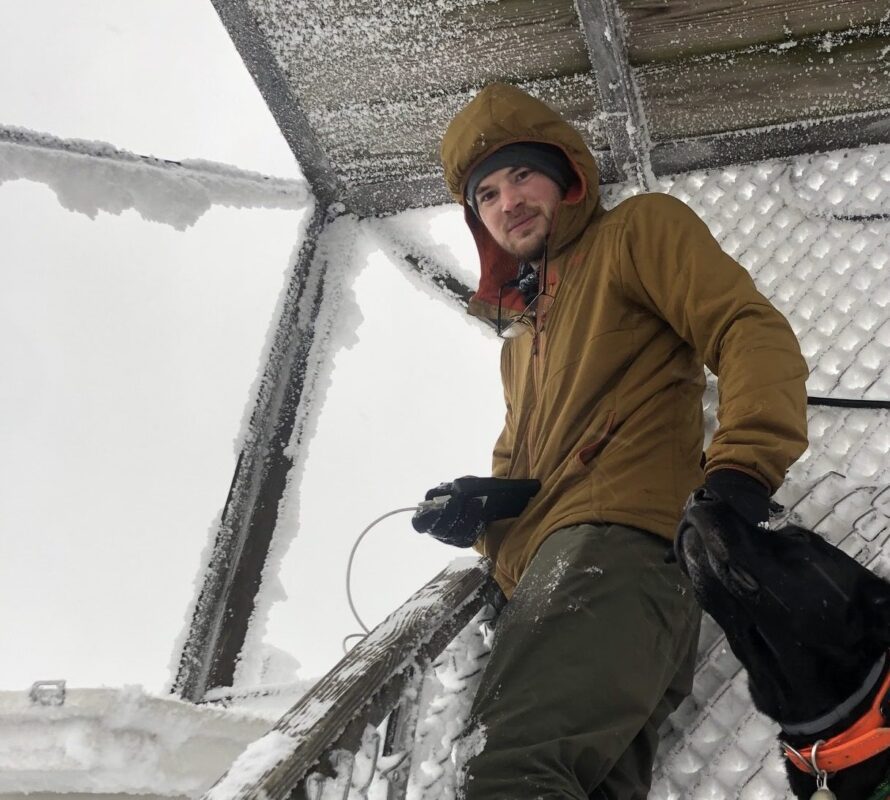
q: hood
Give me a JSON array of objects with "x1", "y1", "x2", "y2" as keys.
[{"x1": 440, "y1": 83, "x2": 602, "y2": 320}]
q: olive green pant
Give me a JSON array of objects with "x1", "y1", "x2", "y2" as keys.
[{"x1": 457, "y1": 523, "x2": 701, "y2": 800}]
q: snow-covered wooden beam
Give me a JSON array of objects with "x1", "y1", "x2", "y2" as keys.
[
  {"x1": 209, "y1": 0, "x2": 341, "y2": 207},
  {"x1": 173, "y1": 204, "x2": 339, "y2": 702},
  {"x1": 650, "y1": 107, "x2": 890, "y2": 178},
  {"x1": 0, "y1": 124, "x2": 310, "y2": 228},
  {"x1": 574, "y1": 0, "x2": 654, "y2": 189},
  {"x1": 344, "y1": 149, "x2": 622, "y2": 216},
  {"x1": 201, "y1": 558, "x2": 501, "y2": 800}
]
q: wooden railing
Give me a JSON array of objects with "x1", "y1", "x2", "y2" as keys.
[{"x1": 202, "y1": 557, "x2": 503, "y2": 800}]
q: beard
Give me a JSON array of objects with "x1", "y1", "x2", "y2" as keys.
[{"x1": 501, "y1": 225, "x2": 548, "y2": 264}]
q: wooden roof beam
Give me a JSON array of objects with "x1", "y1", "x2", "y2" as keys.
[
  {"x1": 649, "y1": 108, "x2": 890, "y2": 179},
  {"x1": 209, "y1": 0, "x2": 342, "y2": 207},
  {"x1": 574, "y1": 0, "x2": 655, "y2": 189}
]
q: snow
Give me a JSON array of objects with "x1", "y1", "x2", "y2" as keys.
[
  {"x1": 204, "y1": 730, "x2": 296, "y2": 800},
  {"x1": 0, "y1": 685, "x2": 270, "y2": 795},
  {"x1": 0, "y1": 126, "x2": 310, "y2": 230}
]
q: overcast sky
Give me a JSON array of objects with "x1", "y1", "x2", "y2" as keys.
[{"x1": 0, "y1": 1, "x2": 503, "y2": 690}]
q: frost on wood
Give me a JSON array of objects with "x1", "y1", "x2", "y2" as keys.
[
  {"x1": 292, "y1": 604, "x2": 495, "y2": 800},
  {"x1": 0, "y1": 125, "x2": 310, "y2": 229}
]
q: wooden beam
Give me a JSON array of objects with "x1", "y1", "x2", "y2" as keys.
[
  {"x1": 622, "y1": 0, "x2": 890, "y2": 62},
  {"x1": 574, "y1": 0, "x2": 655, "y2": 188},
  {"x1": 649, "y1": 107, "x2": 890, "y2": 177},
  {"x1": 209, "y1": 0, "x2": 341, "y2": 206},
  {"x1": 349, "y1": 105, "x2": 890, "y2": 217},
  {"x1": 201, "y1": 560, "x2": 502, "y2": 800},
  {"x1": 639, "y1": 28, "x2": 890, "y2": 140},
  {"x1": 314, "y1": 74, "x2": 606, "y2": 193},
  {"x1": 343, "y1": 150, "x2": 622, "y2": 218},
  {"x1": 172, "y1": 204, "x2": 336, "y2": 702},
  {"x1": 251, "y1": 0, "x2": 590, "y2": 110}
]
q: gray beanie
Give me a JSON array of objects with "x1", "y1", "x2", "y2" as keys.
[{"x1": 465, "y1": 143, "x2": 575, "y2": 214}]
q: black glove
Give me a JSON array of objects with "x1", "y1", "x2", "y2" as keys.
[
  {"x1": 704, "y1": 469, "x2": 770, "y2": 526},
  {"x1": 412, "y1": 476, "x2": 541, "y2": 548},
  {"x1": 411, "y1": 480, "x2": 486, "y2": 548},
  {"x1": 668, "y1": 470, "x2": 770, "y2": 566}
]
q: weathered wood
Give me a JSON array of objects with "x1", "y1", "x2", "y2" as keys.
[
  {"x1": 312, "y1": 74, "x2": 607, "y2": 191},
  {"x1": 209, "y1": 0, "x2": 341, "y2": 205},
  {"x1": 623, "y1": 0, "x2": 890, "y2": 62},
  {"x1": 575, "y1": 0, "x2": 655, "y2": 187},
  {"x1": 251, "y1": 0, "x2": 589, "y2": 110},
  {"x1": 344, "y1": 149, "x2": 622, "y2": 218},
  {"x1": 172, "y1": 204, "x2": 335, "y2": 702},
  {"x1": 639, "y1": 30, "x2": 890, "y2": 140},
  {"x1": 649, "y1": 107, "x2": 890, "y2": 178},
  {"x1": 202, "y1": 559, "x2": 501, "y2": 800}
]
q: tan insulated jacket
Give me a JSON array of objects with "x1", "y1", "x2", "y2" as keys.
[{"x1": 441, "y1": 83, "x2": 809, "y2": 597}]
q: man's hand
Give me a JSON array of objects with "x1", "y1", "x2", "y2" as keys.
[
  {"x1": 703, "y1": 469, "x2": 769, "y2": 526},
  {"x1": 412, "y1": 476, "x2": 541, "y2": 548},
  {"x1": 411, "y1": 481, "x2": 485, "y2": 548},
  {"x1": 671, "y1": 470, "x2": 770, "y2": 569}
]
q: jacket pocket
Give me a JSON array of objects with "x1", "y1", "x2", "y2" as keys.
[{"x1": 576, "y1": 411, "x2": 616, "y2": 466}]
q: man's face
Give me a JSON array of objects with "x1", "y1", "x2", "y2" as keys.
[{"x1": 474, "y1": 166, "x2": 563, "y2": 264}]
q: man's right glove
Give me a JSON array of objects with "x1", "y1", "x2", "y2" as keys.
[
  {"x1": 411, "y1": 481, "x2": 486, "y2": 548},
  {"x1": 412, "y1": 476, "x2": 541, "y2": 549}
]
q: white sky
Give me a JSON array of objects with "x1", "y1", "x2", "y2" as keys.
[{"x1": 0, "y1": 0, "x2": 504, "y2": 693}]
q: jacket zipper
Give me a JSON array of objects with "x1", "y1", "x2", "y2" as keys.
[{"x1": 526, "y1": 247, "x2": 550, "y2": 468}]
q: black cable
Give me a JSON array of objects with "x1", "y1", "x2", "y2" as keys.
[{"x1": 807, "y1": 395, "x2": 890, "y2": 410}]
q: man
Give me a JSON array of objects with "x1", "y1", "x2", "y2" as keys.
[{"x1": 415, "y1": 83, "x2": 809, "y2": 798}]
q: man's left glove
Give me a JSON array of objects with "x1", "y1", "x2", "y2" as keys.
[
  {"x1": 703, "y1": 469, "x2": 770, "y2": 526},
  {"x1": 671, "y1": 469, "x2": 770, "y2": 568}
]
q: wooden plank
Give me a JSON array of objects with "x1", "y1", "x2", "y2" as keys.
[
  {"x1": 209, "y1": 0, "x2": 340, "y2": 204},
  {"x1": 639, "y1": 32, "x2": 890, "y2": 140},
  {"x1": 575, "y1": 0, "x2": 655, "y2": 186},
  {"x1": 201, "y1": 560, "x2": 501, "y2": 800},
  {"x1": 343, "y1": 149, "x2": 620, "y2": 218},
  {"x1": 623, "y1": 0, "x2": 890, "y2": 62},
  {"x1": 250, "y1": 0, "x2": 589, "y2": 109},
  {"x1": 649, "y1": 107, "x2": 890, "y2": 177},
  {"x1": 172, "y1": 204, "x2": 334, "y2": 702},
  {"x1": 313, "y1": 75, "x2": 606, "y2": 192}
]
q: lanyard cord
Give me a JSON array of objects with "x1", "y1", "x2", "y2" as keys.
[{"x1": 343, "y1": 506, "x2": 420, "y2": 652}]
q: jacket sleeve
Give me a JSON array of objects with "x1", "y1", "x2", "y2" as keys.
[{"x1": 618, "y1": 194, "x2": 809, "y2": 492}]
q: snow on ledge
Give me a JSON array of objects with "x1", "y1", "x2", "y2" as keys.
[
  {"x1": 0, "y1": 125, "x2": 311, "y2": 230},
  {"x1": 0, "y1": 685, "x2": 271, "y2": 795}
]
